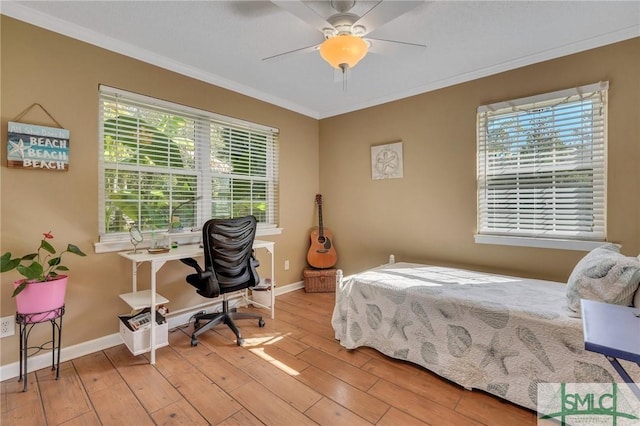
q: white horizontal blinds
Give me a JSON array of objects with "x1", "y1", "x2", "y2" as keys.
[
  {"x1": 100, "y1": 91, "x2": 198, "y2": 235},
  {"x1": 99, "y1": 85, "x2": 279, "y2": 237},
  {"x1": 210, "y1": 123, "x2": 278, "y2": 225},
  {"x1": 477, "y1": 82, "x2": 607, "y2": 241}
]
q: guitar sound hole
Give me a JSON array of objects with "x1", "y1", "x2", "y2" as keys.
[{"x1": 318, "y1": 236, "x2": 326, "y2": 244}]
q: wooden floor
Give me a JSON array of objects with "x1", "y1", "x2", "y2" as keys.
[{"x1": 1, "y1": 290, "x2": 538, "y2": 425}]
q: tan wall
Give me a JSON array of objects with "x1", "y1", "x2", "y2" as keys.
[
  {"x1": 319, "y1": 38, "x2": 640, "y2": 281},
  {"x1": 1, "y1": 15, "x2": 638, "y2": 368},
  {"x1": 0, "y1": 17, "x2": 319, "y2": 365}
]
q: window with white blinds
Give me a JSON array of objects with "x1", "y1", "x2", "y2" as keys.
[
  {"x1": 476, "y1": 82, "x2": 607, "y2": 245},
  {"x1": 98, "y1": 85, "x2": 279, "y2": 239}
]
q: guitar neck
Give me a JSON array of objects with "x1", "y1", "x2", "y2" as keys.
[{"x1": 317, "y1": 203, "x2": 324, "y2": 237}]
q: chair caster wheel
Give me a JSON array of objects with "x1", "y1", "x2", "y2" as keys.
[
  {"x1": 237, "y1": 338, "x2": 244, "y2": 346},
  {"x1": 258, "y1": 319, "x2": 265, "y2": 327},
  {"x1": 191, "y1": 338, "x2": 198, "y2": 347}
]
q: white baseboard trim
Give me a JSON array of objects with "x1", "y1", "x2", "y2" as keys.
[
  {"x1": 0, "y1": 333, "x2": 123, "y2": 382},
  {"x1": 280, "y1": 280, "x2": 304, "y2": 293},
  {"x1": 0, "y1": 283, "x2": 304, "y2": 381}
]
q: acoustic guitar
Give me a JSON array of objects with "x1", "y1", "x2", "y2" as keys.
[{"x1": 307, "y1": 194, "x2": 338, "y2": 269}]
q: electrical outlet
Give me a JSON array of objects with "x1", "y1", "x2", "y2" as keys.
[
  {"x1": 0, "y1": 316, "x2": 15, "y2": 338},
  {"x1": 284, "y1": 260, "x2": 290, "y2": 270}
]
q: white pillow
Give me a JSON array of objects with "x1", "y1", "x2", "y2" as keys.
[{"x1": 566, "y1": 244, "x2": 640, "y2": 317}]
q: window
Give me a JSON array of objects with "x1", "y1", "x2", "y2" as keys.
[
  {"x1": 98, "y1": 86, "x2": 279, "y2": 242},
  {"x1": 476, "y1": 82, "x2": 607, "y2": 249}
]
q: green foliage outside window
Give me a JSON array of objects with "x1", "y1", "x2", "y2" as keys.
[{"x1": 101, "y1": 95, "x2": 275, "y2": 237}]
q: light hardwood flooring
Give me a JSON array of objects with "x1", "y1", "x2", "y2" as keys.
[{"x1": 1, "y1": 290, "x2": 538, "y2": 425}]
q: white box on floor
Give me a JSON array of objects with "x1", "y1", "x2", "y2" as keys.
[
  {"x1": 119, "y1": 316, "x2": 169, "y2": 356},
  {"x1": 251, "y1": 287, "x2": 272, "y2": 308}
]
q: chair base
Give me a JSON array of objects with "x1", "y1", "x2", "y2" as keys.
[{"x1": 191, "y1": 297, "x2": 264, "y2": 346}]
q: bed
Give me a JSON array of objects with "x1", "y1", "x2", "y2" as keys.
[{"x1": 331, "y1": 258, "x2": 640, "y2": 411}]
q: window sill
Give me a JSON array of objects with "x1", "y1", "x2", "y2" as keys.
[
  {"x1": 474, "y1": 234, "x2": 609, "y2": 251},
  {"x1": 94, "y1": 227, "x2": 283, "y2": 254}
]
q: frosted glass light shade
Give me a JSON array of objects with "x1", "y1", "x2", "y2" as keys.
[{"x1": 319, "y1": 35, "x2": 368, "y2": 69}]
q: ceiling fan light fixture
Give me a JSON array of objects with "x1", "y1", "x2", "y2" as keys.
[{"x1": 319, "y1": 34, "x2": 368, "y2": 70}]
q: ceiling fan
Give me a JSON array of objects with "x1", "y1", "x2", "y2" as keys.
[{"x1": 264, "y1": 0, "x2": 426, "y2": 73}]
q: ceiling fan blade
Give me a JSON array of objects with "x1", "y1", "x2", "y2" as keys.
[
  {"x1": 262, "y1": 43, "x2": 321, "y2": 62},
  {"x1": 271, "y1": 1, "x2": 335, "y2": 33},
  {"x1": 354, "y1": 1, "x2": 424, "y2": 36},
  {"x1": 365, "y1": 37, "x2": 426, "y2": 54}
]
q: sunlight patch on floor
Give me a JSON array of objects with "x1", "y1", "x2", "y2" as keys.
[
  {"x1": 243, "y1": 332, "x2": 287, "y2": 347},
  {"x1": 249, "y1": 347, "x2": 300, "y2": 376},
  {"x1": 242, "y1": 335, "x2": 278, "y2": 346}
]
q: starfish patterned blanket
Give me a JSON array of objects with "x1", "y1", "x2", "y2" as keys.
[{"x1": 331, "y1": 262, "x2": 640, "y2": 410}]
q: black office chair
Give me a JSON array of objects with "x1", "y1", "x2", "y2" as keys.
[{"x1": 180, "y1": 215, "x2": 265, "y2": 346}]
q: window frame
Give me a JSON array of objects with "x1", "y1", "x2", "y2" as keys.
[
  {"x1": 96, "y1": 86, "x2": 281, "y2": 252},
  {"x1": 475, "y1": 82, "x2": 608, "y2": 251}
]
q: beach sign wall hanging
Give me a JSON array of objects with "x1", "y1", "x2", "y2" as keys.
[{"x1": 7, "y1": 121, "x2": 70, "y2": 171}]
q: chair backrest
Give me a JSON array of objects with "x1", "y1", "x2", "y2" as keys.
[{"x1": 201, "y1": 215, "x2": 260, "y2": 295}]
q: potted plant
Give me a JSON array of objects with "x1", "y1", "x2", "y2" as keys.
[{"x1": 1, "y1": 231, "x2": 86, "y2": 320}]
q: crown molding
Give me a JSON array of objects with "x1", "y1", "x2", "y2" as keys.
[
  {"x1": 317, "y1": 24, "x2": 640, "y2": 118},
  {"x1": 0, "y1": 2, "x2": 321, "y2": 120},
  {"x1": 3, "y1": 2, "x2": 638, "y2": 120}
]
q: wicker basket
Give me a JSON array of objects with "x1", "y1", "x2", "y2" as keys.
[{"x1": 303, "y1": 268, "x2": 337, "y2": 293}]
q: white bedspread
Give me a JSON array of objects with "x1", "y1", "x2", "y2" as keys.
[{"x1": 331, "y1": 262, "x2": 640, "y2": 410}]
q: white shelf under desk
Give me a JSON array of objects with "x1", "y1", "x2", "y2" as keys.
[{"x1": 119, "y1": 289, "x2": 169, "y2": 311}]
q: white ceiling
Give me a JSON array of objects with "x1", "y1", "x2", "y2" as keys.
[{"x1": 2, "y1": 1, "x2": 639, "y2": 119}]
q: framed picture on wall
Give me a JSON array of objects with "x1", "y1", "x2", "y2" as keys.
[{"x1": 371, "y1": 141, "x2": 403, "y2": 180}]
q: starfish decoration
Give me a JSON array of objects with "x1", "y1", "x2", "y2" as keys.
[
  {"x1": 8, "y1": 138, "x2": 27, "y2": 159},
  {"x1": 387, "y1": 308, "x2": 413, "y2": 341},
  {"x1": 375, "y1": 149, "x2": 400, "y2": 176},
  {"x1": 477, "y1": 332, "x2": 520, "y2": 375}
]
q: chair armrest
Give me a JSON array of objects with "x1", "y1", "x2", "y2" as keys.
[
  {"x1": 198, "y1": 267, "x2": 220, "y2": 298},
  {"x1": 181, "y1": 258, "x2": 220, "y2": 298},
  {"x1": 180, "y1": 257, "x2": 203, "y2": 274}
]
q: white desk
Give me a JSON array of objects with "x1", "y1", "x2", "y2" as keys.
[
  {"x1": 118, "y1": 240, "x2": 275, "y2": 364},
  {"x1": 581, "y1": 299, "x2": 640, "y2": 400}
]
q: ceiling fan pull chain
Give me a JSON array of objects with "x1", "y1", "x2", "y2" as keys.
[{"x1": 341, "y1": 64, "x2": 348, "y2": 92}]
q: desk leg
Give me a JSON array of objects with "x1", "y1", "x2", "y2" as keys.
[
  {"x1": 131, "y1": 262, "x2": 138, "y2": 292},
  {"x1": 150, "y1": 262, "x2": 157, "y2": 365},
  {"x1": 148, "y1": 260, "x2": 166, "y2": 365},
  {"x1": 265, "y1": 246, "x2": 275, "y2": 320},
  {"x1": 606, "y1": 356, "x2": 640, "y2": 401}
]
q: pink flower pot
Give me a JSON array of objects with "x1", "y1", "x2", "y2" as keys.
[{"x1": 14, "y1": 275, "x2": 67, "y2": 322}]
